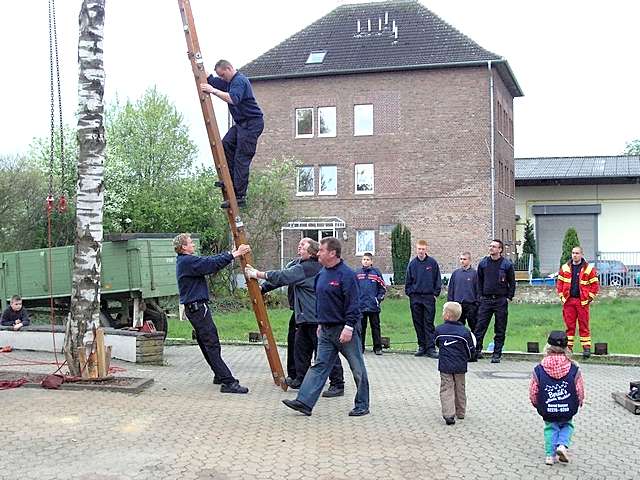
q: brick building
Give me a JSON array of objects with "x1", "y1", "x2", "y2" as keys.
[{"x1": 242, "y1": 0, "x2": 522, "y2": 276}]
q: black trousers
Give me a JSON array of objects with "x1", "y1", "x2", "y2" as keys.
[
  {"x1": 185, "y1": 302, "x2": 235, "y2": 385},
  {"x1": 292, "y1": 322, "x2": 344, "y2": 387},
  {"x1": 410, "y1": 296, "x2": 436, "y2": 351},
  {"x1": 460, "y1": 302, "x2": 478, "y2": 332},
  {"x1": 360, "y1": 311, "x2": 382, "y2": 352},
  {"x1": 286, "y1": 312, "x2": 296, "y2": 379},
  {"x1": 474, "y1": 297, "x2": 509, "y2": 356},
  {"x1": 222, "y1": 118, "x2": 264, "y2": 198}
]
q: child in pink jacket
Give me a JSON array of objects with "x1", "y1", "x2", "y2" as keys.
[{"x1": 529, "y1": 331, "x2": 585, "y2": 466}]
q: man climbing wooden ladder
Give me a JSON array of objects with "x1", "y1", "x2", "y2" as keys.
[{"x1": 177, "y1": 0, "x2": 286, "y2": 390}]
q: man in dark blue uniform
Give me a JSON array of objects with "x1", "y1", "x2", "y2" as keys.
[
  {"x1": 282, "y1": 237, "x2": 370, "y2": 417},
  {"x1": 174, "y1": 233, "x2": 251, "y2": 394},
  {"x1": 447, "y1": 251, "x2": 479, "y2": 331},
  {"x1": 405, "y1": 239, "x2": 442, "y2": 358},
  {"x1": 474, "y1": 239, "x2": 516, "y2": 364},
  {"x1": 200, "y1": 60, "x2": 264, "y2": 208}
]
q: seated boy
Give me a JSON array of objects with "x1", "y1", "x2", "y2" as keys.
[
  {"x1": 434, "y1": 301, "x2": 476, "y2": 425},
  {"x1": 1, "y1": 295, "x2": 31, "y2": 331}
]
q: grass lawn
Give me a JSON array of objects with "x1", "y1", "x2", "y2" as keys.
[{"x1": 168, "y1": 297, "x2": 640, "y2": 355}]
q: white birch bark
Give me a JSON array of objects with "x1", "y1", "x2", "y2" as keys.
[{"x1": 64, "y1": 0, "x2": 106, "y2": 376}]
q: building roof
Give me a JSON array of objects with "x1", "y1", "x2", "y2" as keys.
[
  {"x1": 515, "y1": 155, "x2": 640, "y2": 185},
  {"x1": 241, "y1": 0, "x2": 522, "y2": 97}
]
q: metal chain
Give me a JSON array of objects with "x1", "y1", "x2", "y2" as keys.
[
  {"x1": 51, "y1": 0, "x2": 65, "y2": 194},
  {"x1": 48, "y1": 0, "x2": 55, "y2": 197}
]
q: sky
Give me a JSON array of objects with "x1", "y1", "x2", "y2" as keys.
[{"x1": 1, "y1": 0, "x2": 639, "y2": 164}]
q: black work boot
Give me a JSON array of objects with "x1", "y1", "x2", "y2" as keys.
[
  {"x1": 322, "y1": 384, "x2": 345, "y2": 398},
  {"x1": 582, "y1": 347, "x2": 591, "y2": 359},
  {"x1": 220, "y1": 380, "x2": 249, "y2": 394}
]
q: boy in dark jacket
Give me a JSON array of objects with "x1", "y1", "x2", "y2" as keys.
[
  {"x1": 355, "y1": 252, "x2": 386, "y2": 355},
  {"x1": 1, "y1": 295, "x2": 31, "y2": 330},
  {"x1": 434, "y1": 302, "x2": 476, "y2": 425}
]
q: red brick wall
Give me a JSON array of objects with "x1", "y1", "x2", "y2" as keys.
[{"x1": 249, "y1": 66, "x2": 515, "y2": 275}]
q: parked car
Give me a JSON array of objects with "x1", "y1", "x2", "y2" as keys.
[{"x1": 590, "y1": 260, "x2": 629, "y2": 287}]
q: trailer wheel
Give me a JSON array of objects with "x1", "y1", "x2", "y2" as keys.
[{"x1": 144, "y1": 301, "x2": 168, "y2": 340}]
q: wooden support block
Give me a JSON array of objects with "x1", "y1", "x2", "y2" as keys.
[
  {"x1": 105, "y1": 345, "x2": 112, "y2": 373},
  {"x1": 77, "y1": 346, "x2": 89, "y2": 379},
  {"x1": 611, "y1": 391, "x2": 640, "y2": 415},
  {"x1": 87, "y1": 351, "x2": 98, "y2": 378},
  {"x1": 95, "y1": 328, "x2": 107, "y2": 378}
]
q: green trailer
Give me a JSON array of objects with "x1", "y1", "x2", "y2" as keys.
[{"x1": 0, "y1": 234, "x2": 194, "y2": 336}]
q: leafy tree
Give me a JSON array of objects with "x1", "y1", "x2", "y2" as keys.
[
  {"x1": 391, "y1": 223, "x2": 412, "y2": 284},
  {"x1": 244, "y1": 157, "x2": 296, "y2": 266},
  {"x1": 521, "y1": 218, "x2": 540, "y2": 277},
  {"x1": 560, "y1": 227, "x2": 580, "y2": 266},
  {"x1": 0, "y1": 155, "x2": 50, "y2": 251},
  {"x1": 624, "y1": 139, "x2": 640, "y2": 155}
]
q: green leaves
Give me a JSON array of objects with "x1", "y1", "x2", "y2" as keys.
[{"x1": 391, "y1": 223, "x2": 412, "y2": 284}]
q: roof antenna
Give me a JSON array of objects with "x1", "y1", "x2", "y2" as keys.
[
  {"x1": 385, "y1": 12, "x2": 388, "y2": 25},
  {"x1": 367, "y1": 18, "x2": 371, "y2": 31},
  {"x1": 378, "y1": 17, "x2": 382, "y2": 31},
  {"x1": 357, "y1": 19, "x2": 361, "y2": 33},
  {"x1": 393, "y1": 25, "x2": 399, "y2": 40}
]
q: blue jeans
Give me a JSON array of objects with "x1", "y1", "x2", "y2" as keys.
[
  {"x1": 543, "y1": 420, "x2": 574, "y2": 456},
  {"x1": 296, "y1": 324, "x2": 369, "y2": 411}
]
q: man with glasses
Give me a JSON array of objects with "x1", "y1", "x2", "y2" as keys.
[
  {"x1": 473, "y1": 239, "x2": 516, "y2": 363},
  {"x1": 447, "y1": 252, "x2": 479, "y2": 332}
]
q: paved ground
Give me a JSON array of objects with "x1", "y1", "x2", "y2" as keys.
[{"x1": 1, "y1": 345, "x2": 639, "y2": 480}]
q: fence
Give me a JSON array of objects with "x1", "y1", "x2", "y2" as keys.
[{"x1": 595, "y1": 252, "x2": 640, "y2": 288}]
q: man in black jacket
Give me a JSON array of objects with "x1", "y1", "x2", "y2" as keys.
[
  {"x1": 405, "y1": 239, "x2": 442, "y2": 358},
  {"x1": 474, "y1": 239, "x2": 516, "y2": 364}
]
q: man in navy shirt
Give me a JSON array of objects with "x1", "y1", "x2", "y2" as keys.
[
  {"x1": 405, "y1": 239, "x2": 442, "y2": 358},
  {"x1": 200, "y1": 60, "x2": 264, "y2": 208},
  {"x1": 447, "y1": 251, "x2": 479, "y2": 332},
  {"x1": 174, "y1": 233, "x2": 251, "y2": 394},
  {"x1": 282, "y1": 237, "x2": 370, "y2": 417}
]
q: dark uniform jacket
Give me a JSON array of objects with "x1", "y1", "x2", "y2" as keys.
[
  {"x1": 405, "y1": 256, "x2": 442, "y2": 298},
  {"x1": 477, "y1": 256, "x2": 516, "y2": 300},
  {"x1": 434, "y1": 321, "x2": 476, "y2": 374},
  {"x1": 176, "y1": 252, "x2": 234, "y2": 305},
  {"x1": 1, "y1": 307, "x2": 31, "y2": 327},
  {"x1": 315, "y1": 260, "x2": 360, "y2": 329},
  {"x1": 355, "y1": 266, "x2": 386, "y2": 313}
]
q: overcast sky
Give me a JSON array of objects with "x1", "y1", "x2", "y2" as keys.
[{"x1": 1, "y1": 0, "x2": 638, "y2": 164}]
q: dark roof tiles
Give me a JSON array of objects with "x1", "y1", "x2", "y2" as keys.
[
  {"x1": 241, "y1": 0, "x2": 521, "y2": 96},
  {"x1": 515, "y1": 155, "x2": 640, "y2": 180}
]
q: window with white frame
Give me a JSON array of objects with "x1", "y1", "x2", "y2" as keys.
[
  {"x1": 296, "y1": 166, "x2": 314, "y2": 195},
  {"x1": 319, "y1": 165, "x2": 337, "y2": 195},
  {"x1": 353, "y1": 104, "x2": 373, "y2": 136},
  {"x1": 356, "y1": 230, "x2": 375, "y2": 255},
  {"x1": 355, "y1": 163, "x2": 374, "y2": 193},
  {"x1": 295, "y1": 108, "x2": 314, "y2": 138},
  {"x1": 318, "y1": 106, "x2": 337, "y2": 137}
]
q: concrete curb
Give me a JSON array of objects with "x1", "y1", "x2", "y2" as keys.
[{"x1": 165, "y1": 338, "x2": 640, "y2": 366}]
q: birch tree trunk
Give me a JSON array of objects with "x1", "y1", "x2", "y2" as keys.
[{"x1": 64, "y1": 0, "x2": 106, "y2": 376}]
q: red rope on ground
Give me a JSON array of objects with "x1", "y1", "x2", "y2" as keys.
[
  {"x1": 0, "y1": 378, "x2": 28, "y2": 390},
  {"x1": 46, "y1": 195, "x2": 61, "y2": 368}
]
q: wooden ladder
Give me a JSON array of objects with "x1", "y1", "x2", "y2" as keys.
[{"x1": 177, "y1": 0, "x2": 286, "y2": 390}]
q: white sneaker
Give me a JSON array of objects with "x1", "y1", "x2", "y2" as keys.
[
  {"x1": 556, "y1": 445, "x2": 570, "y2": 463},
  {"x1": 545, "y1": 456, "x2": 555, "y2": 465}
]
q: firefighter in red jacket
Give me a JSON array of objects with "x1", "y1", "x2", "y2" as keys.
[{"x1": 556, "y1": 246, "x2": 599, "y2": 358}]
